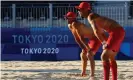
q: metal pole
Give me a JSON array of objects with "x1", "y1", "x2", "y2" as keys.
[
  {"x1": 49, "y1": 3, "x2": 53, "y2": 27},
  {"x1": 12, "y1": 4, "x2": 16, "y2": 28},
  {"x1": 125, "y1": 2, "x2": 128, "y2": 26}
]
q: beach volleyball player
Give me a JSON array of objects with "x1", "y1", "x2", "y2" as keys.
[
  {"x1": 75, "y1": 2, "x2": 125, "y2": 80},
  {"x1": 64, "y1": 12, "x2": 105, "y2": 80}
]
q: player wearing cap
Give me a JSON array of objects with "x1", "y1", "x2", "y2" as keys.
[
  {"x1": 75, "y1": 2, "x2": 125, "y2": 80},
  {"x1": 64, "y1": 12, "x2": 105, "y2": 80}
]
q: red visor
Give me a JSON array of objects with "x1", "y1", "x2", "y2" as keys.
[
  {"x1": 64, "y1": 12, "x2": 77, "y2": 19},
  {"x1": 75, "y1": 2, "x2": 91, "y2": 10}
]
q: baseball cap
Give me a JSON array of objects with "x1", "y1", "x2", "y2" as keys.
[
  {"x1": 64, "y1": 12, "x2": 77, "y2": 19},
  {"x1": 75, "y1": 2, "x2": 91, "y2": 10}
]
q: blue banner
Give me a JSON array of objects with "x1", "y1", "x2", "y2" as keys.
[{"x1": 1, "y1": 27, "x2": 133, "y2": 60}]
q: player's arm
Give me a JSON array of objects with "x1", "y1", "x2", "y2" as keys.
[
  {"x1": 72, "y1": 32, "x2": 86, "y2": 49},
  {"x1": 89, "y1": 17, "x2": 106, "y2": 44},
  {"x1": 68, "y1": 24, "x2": 86, "y2": 49},
  {"x1": 75, "y1": 29, "x2": 91, "y2": 51},
  {"x1": 89, "y1": 18, "x2": 108, "y2": 49},
  {"x1": 72, "y1": 22, "x2": 91, "y2": 51}
]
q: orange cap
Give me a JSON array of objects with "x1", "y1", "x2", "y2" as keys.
[
  {"x1": 75, "y1": 2, "x2": 91, "y2": 10},
  {"x1": 64, "y1": 12, "x2": 77, "y2": 19}
]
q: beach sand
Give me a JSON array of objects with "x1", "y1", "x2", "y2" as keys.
[{"x1": 1, "y1": 61, "x2": 133, "y2": 80}]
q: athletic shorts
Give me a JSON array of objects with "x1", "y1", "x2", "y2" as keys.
[
  {"x1": 88, "y1": 37, "x2": 101, "y2": 54},
  {"x1": 106, "y1": 27, "x2": 125, "y2": 52}
]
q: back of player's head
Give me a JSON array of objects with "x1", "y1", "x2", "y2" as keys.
[{"x1": 64, "y1": 12, "x2": 77, "y2": 19}]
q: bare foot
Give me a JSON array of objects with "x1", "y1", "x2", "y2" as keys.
[
  {"x1": 81, "y1": 72, "x2": 87, "y2": 77},
  {"x1": 89, "y1": 76, "x2": 95, "y2": 80}
]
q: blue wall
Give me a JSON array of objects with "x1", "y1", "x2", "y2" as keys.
[{"x1": 1, "y1": 27, "x2": 133, "y2": 61}]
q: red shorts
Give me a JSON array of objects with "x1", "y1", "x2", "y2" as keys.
[
  {"x1": 106, "y1": 27, "x2": 125, "y2": 52},
  {"x1": 88, "y1": 37, "x2": 101, "y2": 54}
]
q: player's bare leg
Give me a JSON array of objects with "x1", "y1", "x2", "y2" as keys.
[
  {"x1": 87, "y1": 51, "x2": 95, "y2": 79},
  {"x1": 80, "y1": 50, "x2": 88, "y2": 76}
]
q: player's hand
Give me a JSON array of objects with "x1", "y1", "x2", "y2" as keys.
[
  {"x1": 85, "y1": 46, "x2": 91, "y2": 52},
  {"x1": 86, "y1": 49, "x2": 93, "y2": 59},
  {"x1": 102, "y1": 41, "x2": 107, "y2": 50},
  {"x1": 82, "y1": 49, "x2": 86, "y2": 53},
  {"x1": 103, "y1": 44, "x2": 107, "y2": 50}
]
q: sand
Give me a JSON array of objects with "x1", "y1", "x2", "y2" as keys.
[{"x1": 1, "y1": 61, "x2": 133, "y2": 80}]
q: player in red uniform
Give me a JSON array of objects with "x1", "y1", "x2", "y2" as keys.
[
  {"x1": 64, "y1": 12, "x2": 106, "y2": 80},
  {"x1": 75, "y1": 2, "x2": 125, "y2": 80}
]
